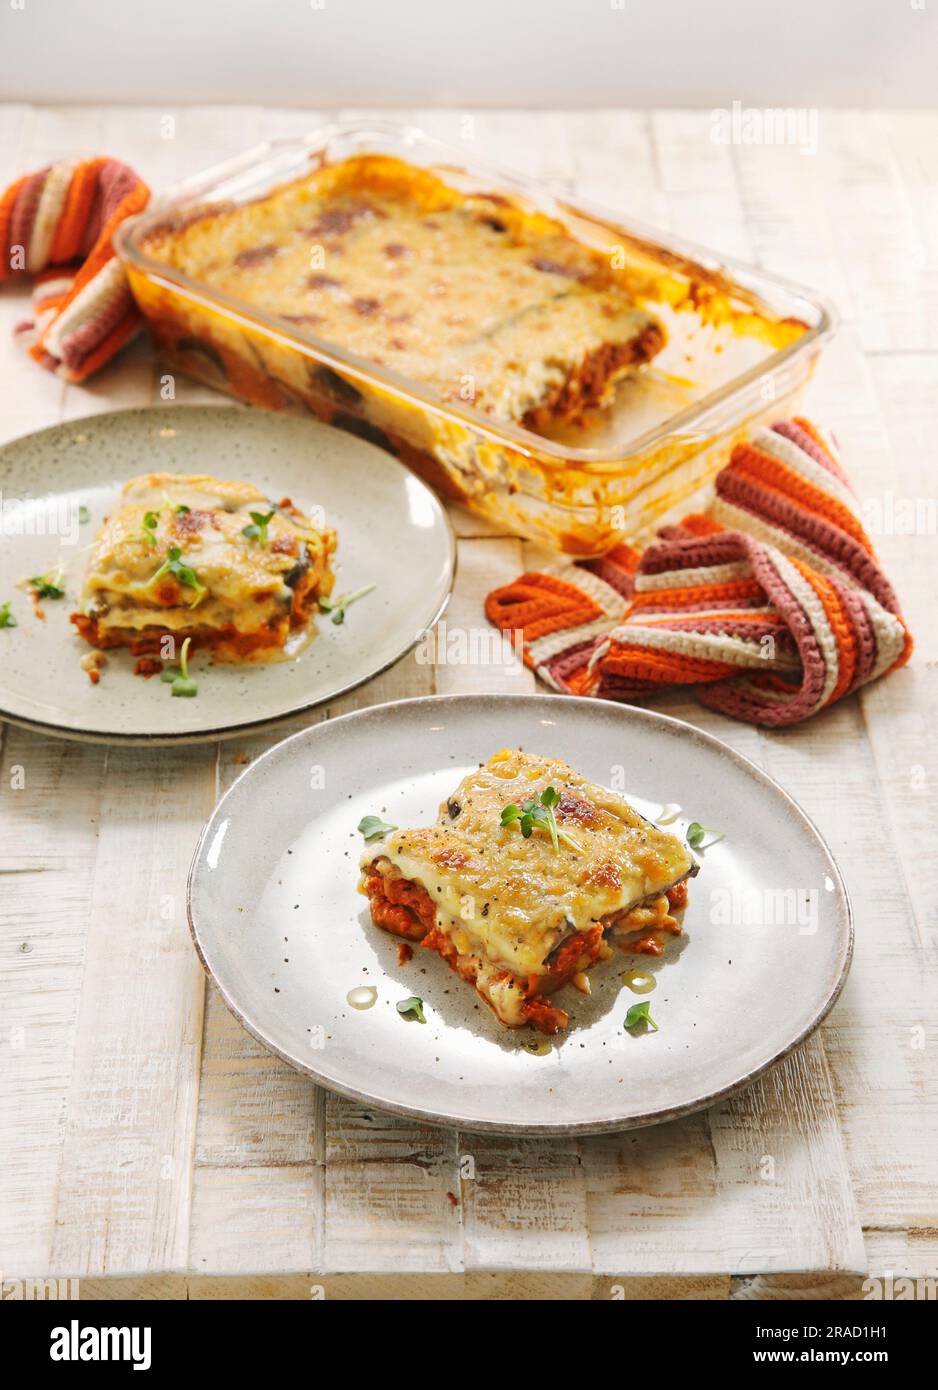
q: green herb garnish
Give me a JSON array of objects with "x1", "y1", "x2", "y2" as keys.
[
  {"x1": 357, "y1": 814, "x2": 397, "y2": 843},
  {"x1": 78, "y1": 504, "x2": 91, "y2": 525},
  {"x1": 162, "y1": 492, "x2": 189, "y2": 514},
  {"x1": 396, "y1": 996, "x2": 426, "y2": 1024},
  {"x1": 624, "y1": 1001, "x2": 658, "y2": 1032},
  {"x1": 148, "y1": 546, "x2": 206, "y2": 608},
  {"x1": 142, "y1": 510, "x2": 160, "y2": 547},
  {"x1": 686, "y1": 821, "x2": 725, "y2": 851},
  {"x1": 160, "y1": 636, "x2": 198, "y2": 697},
  {"x1": 28, "y1": 566, "x2": 66, "y2": 600},
  {"x1": 0, "y1": 601, "x2": 16, "y2": 629},
  {"x1": 319, "y1": 582, "x2": 376, "y2": 625},
  {"x1": 241, "y1": 510, "x2": 275, "y2": 546},
  {"x1": 500, "y1": 786, "x2": 581, "y2": 854}
]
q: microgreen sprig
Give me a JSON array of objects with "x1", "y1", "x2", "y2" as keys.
[
  {"x1": 0, "y1": 600, "x2": 16, "y2": 629},
  {"x1": 396, "y1": 996, "x2": 426, "y2": 1024},
  {"x1": 624, "y1": 1000, "x2": 658, "y2": 1033},
  {"x1": 148, "y1": 546, "x2": 206, "y2": 609},
  {"x1": 160, "y1": 636, "x2": 198, "y2": 697},
  {"x1": 242, "y1": 510, "x2": 275, "y2": 547},
  {"x1": 357, "y1": 814, "x2": 397, "y2": 843},
  {"x1": 500, "y1": 786, "x2": 581, "y2": 854},
  {"x1": 686, "y1": 821, "x2": 725, "y2": 852},
  {"x1": 142, "y1": 510, "x2": 160, "y2": 547},
  {"x1": 28, "y1": 565, "x2": 66, "y2": 600},
  {"x1": 319, "y1": 582, "x2": 376, "y2": 626}
]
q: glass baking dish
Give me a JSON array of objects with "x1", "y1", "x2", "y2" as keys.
[{"x1": 115, "y1": 121, "x2": 836, "y2": 556}]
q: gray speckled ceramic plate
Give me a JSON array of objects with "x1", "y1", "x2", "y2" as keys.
[
  {"x1": 0, "y1": 406, "x2": 454, "y2": 743},
  {"x1": 188, "y1": 694, "x2": 853, "y2": 1135}
]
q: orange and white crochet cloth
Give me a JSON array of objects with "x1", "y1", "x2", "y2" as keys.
[
  {"x1": 0, "y1": 158, "x2": 149, "y2": 382},
  {"x1": 486, "y1": 419, "x2": 913, "y2": 727}
]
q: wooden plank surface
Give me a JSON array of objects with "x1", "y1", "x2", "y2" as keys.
[{"x1": 0, "y1": 105, "x2": 935, "y2": 1291}]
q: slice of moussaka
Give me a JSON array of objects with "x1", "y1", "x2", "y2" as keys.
[
  {"x1": 138, "y1": 155, "x2": 665, "y2": 432},
  {"x1": 359, "y1": 748, "x2": 696, "y2": 1034},
  {"x1": 70, "y1": 472, "x2": 336, "y2": 662}
]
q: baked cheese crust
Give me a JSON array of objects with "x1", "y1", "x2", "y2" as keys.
[
  {"x1": 71, "y1": 472, "x2": 336, "y2": 662},
  {"x1": 140, "y1": 155, "x2": 665, "y2": 431},
  {"x1": 360, "y1": 748, "x2": 696, "y2": 1033}
]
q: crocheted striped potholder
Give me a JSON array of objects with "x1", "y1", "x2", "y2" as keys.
[
  {"x1": 485, "y1": 419, "x2": 912, "y2": 727},
  {"x1": 0, "y1": 158, "x2": 149, "y2": 382}
]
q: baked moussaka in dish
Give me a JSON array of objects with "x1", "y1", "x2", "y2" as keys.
[
  {"x1": 139, "y1": 155, "x2": 665, "y2": 432},
  {"x1": 359, "y1": 748, "x2": 696, "y2": 1034},
  {"x1": 70, "y1": 473, "x2": 336, "y2": 661}
]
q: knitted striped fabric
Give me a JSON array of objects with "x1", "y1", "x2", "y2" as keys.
[
  {"x1": 0, "y1": 158, "x2": 149, "y2": 382},
  {"x1": 485, "y1": 419, "x2": 913, "y2": 727}
]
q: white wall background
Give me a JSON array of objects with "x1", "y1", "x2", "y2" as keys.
[{"x1": 1, "y1": 0, "x2": 936, "y2": 107}]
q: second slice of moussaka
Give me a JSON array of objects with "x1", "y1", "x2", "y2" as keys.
[
  {"x1": 70, "y1": 472, "x2": 336, "y2": 662},
  {"x1": 139, "y1": 155, "x2": 665, "y2": 432},
  {"x1": 359, "y1": 748, "x2": 696, "y2": 1034}
]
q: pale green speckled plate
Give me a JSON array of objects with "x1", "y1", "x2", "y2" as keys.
[{"x1": 0, "y1": 406, "x2": 455, "y2": 744}]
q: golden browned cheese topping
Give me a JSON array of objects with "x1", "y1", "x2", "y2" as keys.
[
  {"x1": 360, "y1": 748, "x2": 694, "y2": 977},
  {"x1": 78, "y1": 472, "x2": 335, "y2": 638},
  {"x1": 141, "y1": 155, "x2": 664, "y2": 426}
]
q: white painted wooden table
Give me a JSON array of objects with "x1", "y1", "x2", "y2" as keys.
[{"x1": 1, "y1": 107, "x2": 936, "y2": 1301}]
